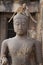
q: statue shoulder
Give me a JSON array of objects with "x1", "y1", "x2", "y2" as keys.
[
  {"x1": 33, "y1": 39, "x2": 41, "y2": 47},
  {"x1": 27, "y1": 37, "x2": 41, "y2": 44},
  {"x1": 2, "y1": 39, "x2": 8, "y2": 45},
  {"x1": 1, "y1": 37, "x2": 14, "y2": 45},
  {"x1": 27, "y1": 37, "x2": 35, "y2": 42}
]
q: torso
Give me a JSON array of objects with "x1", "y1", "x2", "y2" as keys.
[{"x1": 7, "y1": 37, "x2": 35, "y2": 65}]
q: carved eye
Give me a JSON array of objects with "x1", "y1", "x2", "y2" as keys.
[
  {"x1": 16, "y1": 23, "x2": 19, "y2": 25},
  {"x1": 15, "y1": 22, "x2": 19, "y2": 26},
  {"x1": 22, "y1": 23, "x2": 25, "y2": 25}
]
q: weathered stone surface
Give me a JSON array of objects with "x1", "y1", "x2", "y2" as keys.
[
  {"x1": 0, "y1": 1, "x2": 6, "y2": 11},
  {"x1": 0, "y1": 1, "x2": 39, "y2": 12}
]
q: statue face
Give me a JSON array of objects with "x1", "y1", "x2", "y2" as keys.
[{"x1": 13, "y1": 19, "x2": 28, "y2": 35}]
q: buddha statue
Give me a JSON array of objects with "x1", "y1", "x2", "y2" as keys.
[{"x1": 1, "y1": 13, "x2": 42, "y2": 65}]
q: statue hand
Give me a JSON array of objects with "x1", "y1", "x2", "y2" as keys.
[{"x1": 2, "y1": 57, "x2": 8, "y2": 65}]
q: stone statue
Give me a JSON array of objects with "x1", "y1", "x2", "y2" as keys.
[{"x1": 1, "y1": 13, "x2": 42, "y2": 65}]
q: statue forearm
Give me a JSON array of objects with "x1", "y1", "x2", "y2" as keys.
[
  {"x1": 35, "y1": 41, "x2": 42, "y2": 65},
  {"x1": 1, "y1": 40, "x2": 9, "y2": 65}
]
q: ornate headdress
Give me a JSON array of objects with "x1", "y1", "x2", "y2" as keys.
[{"x1": 8, "y1": 3, "x2": 37, "y2": 23}]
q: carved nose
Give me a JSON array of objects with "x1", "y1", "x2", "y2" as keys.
[{"x1": 19, "y1": 25, "x2": 22, "y2": 29}]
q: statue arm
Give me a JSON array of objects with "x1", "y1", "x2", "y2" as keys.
[
  {"x1": 35, "y1": 41, "x2": 42, "y2": 65},
  {"x1": 1, "y1": 40, "x2": 9, "y2": 65}
]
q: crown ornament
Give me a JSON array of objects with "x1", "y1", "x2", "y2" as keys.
[{"x1": 8, "y1": 3, "x2": 37, "y2": 24}]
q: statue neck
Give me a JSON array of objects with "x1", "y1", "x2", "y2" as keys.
[{"x1": 16, "y1": 34, "x2": 27, "y2": 39}]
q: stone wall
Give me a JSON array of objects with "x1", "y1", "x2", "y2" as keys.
[{"x1": 0, "y1": 0, "x2": 39, "y2": 12}]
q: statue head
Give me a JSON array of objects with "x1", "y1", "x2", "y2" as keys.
[{"x1": 13, "y1": 13, "x2": 28, "y2": 36}]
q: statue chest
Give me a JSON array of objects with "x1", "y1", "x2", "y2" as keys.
[
  {"x1": 8, "y1": 40, "x2": 34, "y2": 65},
  {"x1": 8, "y1": 40, "x2": 34, "y2": 57}
]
